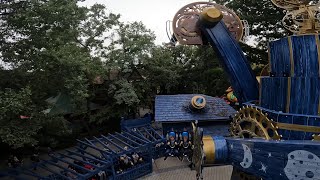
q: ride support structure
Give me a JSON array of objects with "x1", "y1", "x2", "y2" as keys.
[{"x1": 171, "y1": 1, "x2": 320, "y2": 180}]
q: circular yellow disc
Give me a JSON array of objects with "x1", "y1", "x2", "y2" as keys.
[
  {"x1": 191, "y1": 95, "x2": 206, "y2": 109},
  {"x1": 201, "y1": 8, "x2": 223, "y2": 23}
]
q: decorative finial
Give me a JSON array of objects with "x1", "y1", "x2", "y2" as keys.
[{"x1": 271, "y1": 0, "x2": 320, "y2": 34}]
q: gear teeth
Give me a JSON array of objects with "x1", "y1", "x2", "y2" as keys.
[
  {"x1": 274, "y1": 136, "x2": 281, "y2": 141},
  {"x1": 229, "y1": 106, "x2": 281, "y2": 140},
  {"x1": 312, "y1": 134, "x2": 320, "y2": 141}
]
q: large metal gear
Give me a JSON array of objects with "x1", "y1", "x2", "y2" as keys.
[
  {"x1": 230, "y1": 106, "x2": 280, "y2": 180},
  {"x1": 172, "y1": 2, "x2": 243, "y2": 45},
  {"x1": 230, "y1": 106, "x2": 281, "y2": 140}
]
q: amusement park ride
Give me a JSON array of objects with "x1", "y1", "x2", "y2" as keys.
[
  {"x1": 2, "y1": 0, "x2": 320, "y2": 180},
  {"x1": 168, "y1": 0, "x2": 320, "y2": 179}
]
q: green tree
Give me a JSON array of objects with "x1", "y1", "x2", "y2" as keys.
[
  {"x1": 107, "y1": 21, "x2": 155, "y2": 69},
  {"x1": 97, "y1": 21, "x2": 156, "y2": 119},
  {"x1": 0, "y1": 88, "x2": 41, "y2": 148},
  {"x1": 213, "y1": 0, "x2": 291, "y2": 66},
  {"x1": 0, "y1": 0, "x2": 119, "y2": 147},
  {"x1": 192, "y1": 46, "x2": 229, "y2": 96},
  {"x1": 145, "y1": 46, "x2": 181, "y2": 95}
]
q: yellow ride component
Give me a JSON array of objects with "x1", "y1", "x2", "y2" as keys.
[
  {"x1": 230, "y1": 106, "x2": 281, "y2": 140},
  {"x1": 202, "y1": 135, "x2": 215, "y2": 164},
  {"x1": 200, "y1": 7, "x2": 223, "y2": 25},
  {"x1": 191, "y1": 95, "x2": 206, "y2": 109}
]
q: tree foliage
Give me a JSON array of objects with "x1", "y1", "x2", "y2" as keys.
[
  {"x1": 0, "y1": 87, "x2": 41, "y2": 148},
  {"x1": 145, "y1": 46, "x2": 181, "y2": 95},
  {"x1": 213, "y1": 0, "x2": 291, "y2": 65},
  {"x1": 109, "y1": 80, "x2": 140, "y2": 106},
  {"x1": 0, "y1": 0, "x2": 285, "y2": 149},
  {"x1": 0, "y1": 0, "x2": 119, "y2": 148}
]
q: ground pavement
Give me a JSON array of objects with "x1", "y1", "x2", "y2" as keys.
[{"x1": 141, "y1": 157, "x2": 233, "y2": 180}]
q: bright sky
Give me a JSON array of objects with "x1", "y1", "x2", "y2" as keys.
[
  {"x1": 1, "y1": 0, "x2": 202, "y2": 69},
  {"x1": 80, "y1": 0, "x2": 199, "y2": 45}
]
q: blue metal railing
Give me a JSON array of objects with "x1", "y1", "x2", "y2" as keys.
[{"x1": 2, "y1": 117, "x2": 164, "y2": 180}]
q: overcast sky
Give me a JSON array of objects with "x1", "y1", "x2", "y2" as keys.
[
  {"x1": 1, "y1": 0, "x2": 206, "y2": 69},
  {"x1": 80, "y1": 0, "x2": 200, "y2": 45}
]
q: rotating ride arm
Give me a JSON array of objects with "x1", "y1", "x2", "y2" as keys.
[
  {"x1": 172, "y1": 2, "x2": 259, "y2": 103},
  {"x1": 172, "y1": 2, "x2": 320, "y2": 180}
]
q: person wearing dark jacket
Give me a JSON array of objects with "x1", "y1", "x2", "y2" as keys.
[
  {"x1": 179, "y1": 131, "x2": 192, "y2": 161},
  {"x1": 164, "y1": 131, "x2": 179, "y2": 160}
]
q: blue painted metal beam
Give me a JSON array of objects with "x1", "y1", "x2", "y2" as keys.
[
  {"x1": 226, "y1": 138, "x2": 320, "y2": 179},
  {"x1": 67, "y1": 149, "x2": 111, "y2": 165},
  {"x1": 92, "y1": 136, "x2": 117, "y2": 154},
  {"x1": 199, "y1": 21, "x2": 259, "y2": 103},
  {"x1": 141, "y1": 127, "x2": 158, "y2": 141},
  {"x1": 77, "y1": 139, "x2": 112, "y2": 155},
  {"x1": 1, "y1": 120, "x2": 158, "y2": 179},
  {"x1": 133, "y1": 129, "x2": 149, "y2": 141},
  {"x1": 147, "y1": 126, "x2": 163, "y2": 139},
  {"x1": 49, "y1": 155, "x2": 93, "y2": 174},
  {"x1": 114, "y1": 132, "x2": 143, "y2": 146},
  {"x1": 123, "y1": 131, "x2": 150, "y2": 143},
  {"x1": 85, "y1": 138, "x2": 96, "y2": 146},
  {"x1": 54, "y1": 152, "x2": 100, "y2": 169},
  {"x1": 108, "y1": 133, "x2": 135, "y2": 149},
  {"x1": 128, "y1": 128, "x2": 153, "y2": 143},
  {"x1": 101, "y1": 134, "x2": 127, "y2": 152}
]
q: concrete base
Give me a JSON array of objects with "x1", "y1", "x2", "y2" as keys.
[{"x1": 142, "y1": 157, "x2": 233, "y2": 180}]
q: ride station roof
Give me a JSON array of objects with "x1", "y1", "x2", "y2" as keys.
[{"x1": 155, "y1": 94, "x2": 236, "y2": 122}]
